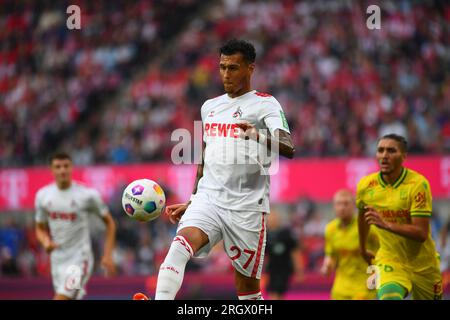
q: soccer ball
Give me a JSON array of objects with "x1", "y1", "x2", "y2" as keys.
[{"x1": 122, "y1": 179, "x2": 166, "y2": 222}]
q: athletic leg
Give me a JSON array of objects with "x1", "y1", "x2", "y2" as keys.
[
  {"x1": 377, "y1": 282, "x2": 407, "y2": 300},
  {"x1": 376, "y1": 261, "x2": 411, "y2": 300},
  {"x1": 154, "y1": 226, "x2": 209, "y2": 300}
]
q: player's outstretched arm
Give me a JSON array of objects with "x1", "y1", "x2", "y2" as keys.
[
  {"x1": 364, "y1": 206, "x2": 429, "y2": 242},
  {"x1": 35, "y1": 222, "x2": 58, "y2": 253},
  {"x1": 166, "y1": 142, "x2": 205, "y2": 224},
  {"x1": 273, "y1": 129, "x2": 295, "y2": 159},
  {"x1": 101, "y1": 213, "x2": 117, "y2": 277},
  {"x1": 320, "y1": 256, "x2": 335, "y2": 276},
  {"x1": 321, "y1": 225, "x2": 336, "y2": 276},
  {"x1": 191, "y1": 142, "x2": 205, "y2": 196}
]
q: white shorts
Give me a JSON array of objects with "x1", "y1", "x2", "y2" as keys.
[
  {"x1": 50, "y1": 250, "x2": 93, "y2": 300},
  {"x1": 177, "y1": 193, "x2": 267, "y2": 279}
]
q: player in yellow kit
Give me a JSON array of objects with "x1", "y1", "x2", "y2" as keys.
[
  {"x1": 321, "y1": 189, "x2": 378, "y2": 300},
  {"x1": 357, "y1": 134, "x2": 442, "y2": 300}
]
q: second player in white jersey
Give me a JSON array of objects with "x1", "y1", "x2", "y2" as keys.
[
  {"x1": 35, "y1": 182, "x2": 109, "y2": 262},
  {"x1": 35, "y1": 152, "x2": 116, "y2": 300}
]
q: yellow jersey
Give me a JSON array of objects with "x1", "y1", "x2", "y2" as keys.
[
  {"x1": 324, "y1": 216, "x2": 378, "y2": 298},
  {"x1": 356, "y1": 167, "x2": 439, "y2": 271}
]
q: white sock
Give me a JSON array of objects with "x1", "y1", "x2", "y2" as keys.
[
  {"x1": 155, "y1": 235, "x2": 193, "y2": 300},
  {"x1": 238, "y1": 291, "x2": 264, "y2": 300}
]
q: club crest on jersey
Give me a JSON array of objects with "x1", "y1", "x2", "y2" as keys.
[
  {"x1": 232, "y1": 106, "x2": 242, "y2": 118},
  {"x1": 368, "y1": 180, "x2": 378, "y2": 188},
  {"x1": 414, "y1": 191, "x2": 427, "y2": 208},
  {"x1": 208, "y1": 110, "x2": 215, "y2": 117}
]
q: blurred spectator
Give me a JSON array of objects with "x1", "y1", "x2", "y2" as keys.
[
  {"x1": 1, "y1": 247, "x2": 20, "y2": 276},
  {"x1": 137, "y1": 234, "x2": 156, "y2": 275},
  {"x1": 302, "y1": 210, "x2": 327, "y2": 271},
  {"x1": 0, "y1": 0, "x2": 202, "y2": 167},
  {"x1": 0, "y1": 217, "x2": 22, "y2": 276},
  {"x1": 1, "y1": 0, "x2": 449, "y2": 167}
]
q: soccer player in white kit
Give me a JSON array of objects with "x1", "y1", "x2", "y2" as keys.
[
  {"x1": 136, "y1": 39, "x2": 295, "y2": 300},
  {"x1": 35, "y1": 152, "x2": 117, "y2": 300}
]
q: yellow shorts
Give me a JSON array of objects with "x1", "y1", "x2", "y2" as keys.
[
  {"x1": 331, "y1": 278, "x2": 376, "y2": 300},
  {"x1": 376, "y1": 260, "x2": 442, "y2": 300}
]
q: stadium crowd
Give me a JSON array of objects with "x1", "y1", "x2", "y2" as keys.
[
  {"x1": 1, "y1": 0, "x2": 449, "y2": 167},
  {"x1": 0, "y1": 0, "x2": 202, "y2": 166}
]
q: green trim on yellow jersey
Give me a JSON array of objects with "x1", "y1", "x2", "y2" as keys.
[
  {"x1": 377, "y1": 172, "x2": 387, "y2": 188},
  {"x1": 411, "y1": 210, "x2": 432, "y2": 217},
  {"x1": 377, "y1": 168, "x2": 408, "y2": 189},
  {"x1": 393, "y1": 168, "x2": 408, "y2": 188}
]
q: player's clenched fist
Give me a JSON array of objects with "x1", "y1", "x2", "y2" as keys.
[
  {"x1": 235, "y1": 120, "x2": 259, "y2": 141},
  {"x1": 165, "y1": 203, "x2": 189, "y2": 224},
  {"x1": 364, "y1": 206, "x2": 389, "y2": 230}
]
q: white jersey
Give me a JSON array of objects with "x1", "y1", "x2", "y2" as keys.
[
  {"x1": 35, "y1": 181, "x2": 109, "y2": 263},
  {"x1": 197, "y1": 90, "x2": 290, "y2": 212}
]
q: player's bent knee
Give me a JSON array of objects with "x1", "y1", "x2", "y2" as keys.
[
  {"x1": 171, "y1": 235, "x2": 195, "y2": 257},
  {"x1": 377, "y1": 282, "x2": 407, "y2": 300},
  {"x1": 156, "y1": 235, "x2": 195, "y2": 300},
  {"x1": 176, "y1": 227, "x2": 209, "y2": 254}
]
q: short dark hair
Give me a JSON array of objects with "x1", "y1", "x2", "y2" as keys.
[
  {"x1": 219, "y1": 39, "x2": 256, "y2": 64},
  {"x1": 378, "y1": 134, "x2": 408, "y2": 153},
  {"x1": 49, "y1": 151, "x2": 72, "y2": 164}
]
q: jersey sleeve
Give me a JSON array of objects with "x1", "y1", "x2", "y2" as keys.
[
  {"x1": 324, "y1": 224, "x2": 334, "y2": 257},
  {"x1": 34, "y1": 189, "x2": 48, "y2": 224},
  {"x1": 88, "y1": 188, "x2": 109, "y2": 218},
  {"x1": 410, "y1": 178, "x2": 433, "y2": 217},
  {"x1": 260, "y1": 99, "x2": 291, "y2": 136}
]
